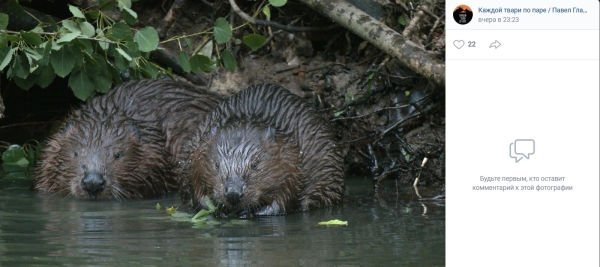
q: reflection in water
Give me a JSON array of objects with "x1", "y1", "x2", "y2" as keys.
[{"x1": 0, "y1": 173, "x2": 444, "y2": 266}]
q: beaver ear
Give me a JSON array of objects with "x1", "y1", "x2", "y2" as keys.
[
  {"x1": 128, "y1": 124, "x2": 142, "y2": 142},
  {"x1": 264, "y1": 126, "x2": 276, "y2": 142}
]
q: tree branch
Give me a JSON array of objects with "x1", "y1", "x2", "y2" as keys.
[{"x1": 297, "y1": 0, "x2": 445, "y2": 86}]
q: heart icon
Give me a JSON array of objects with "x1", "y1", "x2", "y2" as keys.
[{"x1": 453, "y1": 40, "x2": 465, "y2": 49}]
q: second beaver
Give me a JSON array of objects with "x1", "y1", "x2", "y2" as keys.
[
  {"x1": 32, "y1": 79, "x2": 223, "y2": 200},
  {"x1": 179, "y1": 84, "x2": 344, "y2": 216}
]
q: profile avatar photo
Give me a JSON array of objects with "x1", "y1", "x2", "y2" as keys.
[{"x1": 453, "y1": 5, "x2": 473, "y2": 25}]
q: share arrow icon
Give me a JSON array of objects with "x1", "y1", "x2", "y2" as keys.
[{"x1": 489, "y1": 40, "x2": 501, "y2": 49}]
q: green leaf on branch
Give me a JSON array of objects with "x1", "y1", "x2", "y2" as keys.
[
  {"x1": 0, "y1": 13, "x2": 9, "y2": 31},
  {"x1": 99, "y1": 0, "x2": 117, "y2": 11},
  {"x1": 134, "y1": 27, "x2": 158, "y2": 52},
  {"x1": 140, "y1": 61, "x2": 159, "y2": 78},
  {"x1": 222, "y1": 50, "x2": 236, "y2": 72},
  {"x1": 7, "y1": 0, "x2": 24, "y2": 17},
  {"x1": 68, "y1": 5, "x2": 86, "y2": 19},
  {"x1": 20, "y1": 31, "x2": 43, "y2": 46},
  {"x1": 243, "y1": 34, "x2": 267, "y2": 51},
  {"x1": 1, "y1": 145, "x2": 29, "y2": 167},
  {"x1": 11, "y1": 53, "x2": 30, "y2": 79},
  {"x1": 262, "y1": 6, "x2": 271, "y2": 20},
  {"x1": 115, "y1": 47, "x2": 132, "y2": 61},
  {"x1": 189, "y1": 54, "x2": 216, "y2": 72},
  {"x1": 69, "y1": 69, "x2": 95, "y2": 100},
  {"x1": 13, "y1": 76, "x2": 36, "y2": 91},
  {"x1": 57, "y1": 32, "x2": 80, "y2": 43},
  {"x1": 0, "y1": 47, "x2": 17, "y2": 71},
  {"x1": 179, "y1": 51, "x2": 191, "y2": 73},
  {"x1": 213, "y1": 17, "x2": 232, "y2": 44},
  {"x1": 121, "y1": 8, "x2": 137, "y2": 25},
  {"x1": 269, "y1": 0, "x2": 287, "y2": 7},
  {"x1": 79, "y1": 21, "x2": 95, "y2": 38},
  {"x1": 111, "y1": 22, "x2": 131, "y2": 40},
  {"x1": 398, "y1": 14, "x2": 407, "y2": 26},
  {"x1": 61, "y1": 20, "x2": 81, "y2": 34},
  {"x1": 51, "y1": 46, "x2": 75, "y2": 77},
  {"x1": 34, "y1": 64, "x2": 56, "y2": 88},
  {"x1": 38, "y1": 41, "x2": 52, "y2": 66}
]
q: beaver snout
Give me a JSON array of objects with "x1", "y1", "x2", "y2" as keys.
[
  {"x1": 82, "y1": 172, "x2": 106, "y2": 197},
  {"x1": 225, "y1": 177, "x2": 244, "y2": 205}
]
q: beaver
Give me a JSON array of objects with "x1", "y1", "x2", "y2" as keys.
[
  {"x1": 32, "y1": 79, "x2": 223, "y2": 200},
  {"x1": 179, "y1": 84, "x2": 344, "y2": 216}
]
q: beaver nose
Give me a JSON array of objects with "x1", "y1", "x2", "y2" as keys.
[
  {"x1": 82, "y1": 172, "x2": 105, "y2": 196},
  {"x1": 225, "y1": 190, "x2": 242, "y2": 205},
  {"x1": 225, "y1": 178, "x2": 244, "y2": 205}
]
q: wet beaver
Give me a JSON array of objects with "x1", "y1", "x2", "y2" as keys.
[
  {"x1": 32, "y1": 79, "x2": 223, "y2": 200},
  {"x1": 179, "y1": 84, "x2": 344, "y2": 216}
]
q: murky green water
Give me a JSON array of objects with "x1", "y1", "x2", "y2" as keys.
[{"x1": 0, "y1": 171, "x2": 444, "y2": 266}]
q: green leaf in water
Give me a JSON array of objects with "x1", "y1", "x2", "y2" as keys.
[
  {"x1": 156, "y1": 203, "x2": 162, "y2": 210},
  {"x1": 318, "y1": 219, "x2": 348, "y2": 226}
]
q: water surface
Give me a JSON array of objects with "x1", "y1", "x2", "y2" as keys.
[{"x1": 0, "y1": 171, "x2": 444, "y2": 266}]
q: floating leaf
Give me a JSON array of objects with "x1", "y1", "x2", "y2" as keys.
[
  {"x1": 242, "y1": 34, "x2": 267, "y2": 51},
  {"x1": 213, "y1": 17, "x2": 232, "y2": 44},
  {"x1": 165, "y1": 206, "x2": 178, "y2": 214},
  {"x1": 269, "y1": 0, "x2": 287, "y2": 7},
  {"x1": 318, "y1": 219, "x2": 348, "y2": 226},
  {"x1": 205, "y1": 197, "x2": 216, "y2": 210},
  {"x1": 156, "y1": 203, "x2": 162, "y2": 210},
  {"x1": 178, "y1": 51, "x2": 191, "y2": 73},
  {"x1": 222, "y1": 50, "x2": 236, "y2": 72},
  {"x1": 0, "y1": 13, "x2": 9, "y2": 31},
  {"x1": 68, "y1": 69, "x2": 94, "y2": 100},
  {"x1": 68, "y1": 5, "x2": 85, "y2": 19},
  {"x1": 134, "y1": 27, "x2": 159, "y2": 52}
]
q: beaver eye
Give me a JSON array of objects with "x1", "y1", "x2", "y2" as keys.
[
  {"x1": 114, "y1": 153, "x2": 123, "y2": 160},
  {"x1": 251, "y1": 162, "x2": 259, "y2": 170},
  {"x1": 73, "y1": 152, "x2": 78, "y2": 158},
  {"x1": 215, "y1": 162, "x2": 220, "y2": 170}
]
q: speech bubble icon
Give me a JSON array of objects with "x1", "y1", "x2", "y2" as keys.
[
  {"x1": 515, "y1": 139, "x2": 535, "y2": 159},
  {"x1": 509, "y1": 139, "x2": 535, "y2": 163}
]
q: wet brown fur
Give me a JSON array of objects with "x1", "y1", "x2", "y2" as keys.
[
  {"x1": 32, "y1": 79, "x2": 223, "y2": 200},
  {"x1": 179, "y1": 84, "x2": 344, "y2": 216}
]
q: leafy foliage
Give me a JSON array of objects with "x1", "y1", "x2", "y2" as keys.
[{"x1": 0, "y1": 0, "x2": 288, "y2": 100}]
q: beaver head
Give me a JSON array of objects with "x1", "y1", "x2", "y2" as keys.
[
  {"x1": 187, "y1": 123, "x2": 302, "y2": 217},
  {"x1": 32, "y1": 110, "x2": 175, "y2": 200}
]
